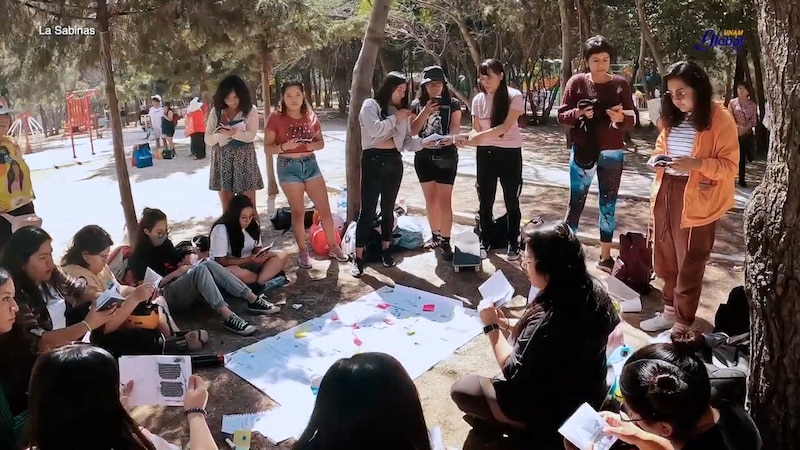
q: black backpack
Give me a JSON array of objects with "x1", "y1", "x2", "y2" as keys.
[
  {"x1": 714, "y1": 286, "x2": 750, "y2": 336},
  {"x1": 474, "y1": 213, "x2": 509, "y2": 249}
]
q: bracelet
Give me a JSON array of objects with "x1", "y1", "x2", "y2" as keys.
[
  {"x1": 80, "y1": 320, "x2": 92, "y2": 333},
  {"x1": 184, "y1": 408, "x2": 207, "y2": 417}
]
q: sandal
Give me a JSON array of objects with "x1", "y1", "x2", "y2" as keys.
[
  {"x1": 175, "y1": 329, "x2": 209, "y2": 351},
  {"x1": 297, "y1": 251, "x2": 312, "y2": 269}
]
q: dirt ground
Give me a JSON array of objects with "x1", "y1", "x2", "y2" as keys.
[{"x1": 131, "y1": 115, "x2": 748, "y2": 449}]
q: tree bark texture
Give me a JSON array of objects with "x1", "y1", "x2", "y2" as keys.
[
  {"x1": 635, "y1": 0, "x2": 665, "y2": 76},
  {"x1": 344, "y1": 0, "x2": 392, "y2": 222},
  {"x1": 260, "y1": 49, "x2": 279, "y2": 197},
  {"x1": 747, "y1": 28, "x2": 769, "y2": 157},
  {"x1": 97, "y1": 1, "x2": 139, "y2": 246},
  {"x1": 745, "y1": 1, "x2": 800, "y2": 448}
]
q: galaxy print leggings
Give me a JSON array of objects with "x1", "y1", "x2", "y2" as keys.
[{"x1": 564, "y1": 148, "x2": 624, "y2": 243}]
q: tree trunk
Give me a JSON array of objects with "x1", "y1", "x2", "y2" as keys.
[
  {"x1": 97, "y1": 1, "x2": 139, "y2": 245},
  {"x1": 345, "y1": 0, "x2": 393, "y2": 222},
  {"x1": 636, "y1": 32, "x2": 647, "y2": 84},
  {"x1": 747, "y1": 28, "x2": 769, "y2": 157},
  {"x1": 558, "y1": 0, "x2": 573, "y2": 148},
  {"x1": 577, "y1": 0, "x2": 592, "y2": 45},
  {"x1": 724, "y1": 54, "x2": 734, "y2": 106},
  {"x1": 746, "y1": 1, "x2": 800, "y2": 448},
  {"x1": 635, "y1": 0, "x2": 666, "y2": 75},
  {"x1": 260, "y1": 49, "x2": 279, "y2": 197},
  {"x1": 732, "y1": 45, "x2": 751, "y2": 97},
  {"x1": 453, "y1": 10, "x2": 483, "y2": 69}
]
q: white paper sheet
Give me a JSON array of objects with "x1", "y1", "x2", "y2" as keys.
[
  {"x1": 222, "y1": 412, "x2": 269, "y2": 434},
  {"x1": 119, "y1": 355, "x2": 191, "y2": 407},
  {"x1": 558, "y1": 403, "x2": 618, "y2": 450},
  {"x1": 429, "y1": 426, "x2": 445, "y2": 450},
  {"x1": 253, "y1": 401, "x2": 315, "y2": 444},
  {"x1": 478, "y1": 270, "x2": 514, "y2": 309},
  {"x1": 527, "y1": 286, "x2": 540, "y2": 304},
  {"x1": 144, "y1": 267, "x2": 162, "y2": 287}
]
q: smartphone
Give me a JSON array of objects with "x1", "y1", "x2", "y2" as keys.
[
  {"x1": 214, "y1": 125, "x2": 230, "y2": 133},
  {"x1": 255, "y1": 241, "x2": 275, "y2": 257},
  {"x1": 296, "y1": 138, "x2": 313, "y2": 143},
  {"x1": 653, "y1": 155, "x2": 673, "y2": 167},
  {"x1": 434, "y1": 96, "x2": 445, "y2": 105}
]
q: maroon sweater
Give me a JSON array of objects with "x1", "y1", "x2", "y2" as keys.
[{"x1": 557, "y1": 73, "x2": 635, "y2": 151}]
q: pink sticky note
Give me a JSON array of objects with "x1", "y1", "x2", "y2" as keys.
[
  {"x1": 331, "y1": 314, "x2": 339, "y2": 321},
  {"x1": 383, "y1": 317, "x2": 395, "y2": 325},
  {"x1": 351, "y1": 323, "x2": 361, "y2": 329},
  {"x1": 353, "y1": 335, "x2": 363, "y2": 347},
  {"x1": 377, "y1": 302, "x2": 390, "y2": 310},
  {"x1": 422, "y1": 304, "x2": 435, "y2": 312}
]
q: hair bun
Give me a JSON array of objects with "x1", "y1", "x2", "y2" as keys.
[
  {"x1": 670, "y1": 328, "x2": 703, "y2": 354},
  {"x1": 650, "y1": 373, "x2": 681, "y2": 394}
]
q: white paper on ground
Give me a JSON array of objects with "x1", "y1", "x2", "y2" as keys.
[
  {"x1": 222, "y1": 412, "x2": 269, "y2": 434},
  {"x1": 558, "y1": 403, "x2": 618, "y2": 450},
  {"x1": 601, "y1": 275, "x2": 642, "y2": 313},
  {"x1": 429, "y1": 426, "x2": 445, "y2": 450},
  {"x1": 478, "y1": 270, "x2": 514, "y2": 309},
  {"x1": 253, "y1": 401, "x2": 315, "y2": 444},
  {"x1": 119, "y1": 355, "x2": 191, "y2": 407}
]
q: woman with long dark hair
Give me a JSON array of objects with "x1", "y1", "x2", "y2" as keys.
[
  {"x1": 597, "y1": 330, "x2": 761, "y2": 449},
  {"x1": 0, "y1": 267, "x2": 33, "y2": 449},
  {"x1": 62, "y1": 225, "x2": 208, "y2": 355},
  {"x1": 124, "y1": 208, "x2": 279, "y2": 336},
  {"x1": 205, "y1": 75, "x2": 264, "y2": 214},
  {"x1": 351, "y1": 72, "x2": 435, "y2": 276},
  {"x1": 727, "y1": 81, "x2": 757, "y2": 187},
  {"x1": 265, "y1": 81, "x2": 349, "y2": 268},
  {"x1": 210, "y1": 193, "x2": 288, "y2": 286},
  {"x1": 294, "y1": 352, "x2": 432, "y2": 450},
  {"x1": 0, "y1": 226, "x2": 117, "y2": 352},
  {"x1": 450, "y1": 221, "x2": 619, "y2": 447},
  {"x1": 557, "y1": 36, "x2": 635, "y2": 272},
  {"x1": 640, "y1": 61, "x2": 738, "y2": 333},
  {"x1": 26, "y1": 344, "x2": 218, "y2": 450},
  {"x1": 409, "y1": 66, "x2": 462, "y2": 260},
  {"x1": 465, "y1": 59, "x2": 526, "y2": 260}
]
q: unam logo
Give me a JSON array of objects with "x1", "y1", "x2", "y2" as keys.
[{"x1": 695, "y1": 29, "x2": 745, "y2": 51}]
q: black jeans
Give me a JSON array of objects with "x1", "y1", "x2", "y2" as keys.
[
  {"x1": 356, "y1": 149, "x2": 403, "y2": 247},
  {"x1": 738, "y1": 134, "x2": 753, "y2": 184},
  {"x1": 476, "y1": 146, "x2": 523, "y2": 249},
  {"x1": 190, "y1": 132, "x2": 206, "y2": 158}
]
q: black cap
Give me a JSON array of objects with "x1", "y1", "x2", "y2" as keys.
[{"x1": 421, "y1": 66, "x2": 447, "y2": 85}]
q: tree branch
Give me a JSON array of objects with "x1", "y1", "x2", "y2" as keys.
[
  {"x1": 19, "y1": 0, "x2": 95, "y2": 20},
  {"x1": 110, "y1": 0, "x2": 177, "y2": 16}
]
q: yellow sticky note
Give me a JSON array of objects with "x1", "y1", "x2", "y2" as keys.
[
  {"x1": 406, "y1": 330, "x2": 416, "y2": 336},
  {"x1": 233, "y1": 429, "x2": 251, "y2": 450},
  {"x1": 243, "y1": 345, "x2": 258, "y2": 353},
  {"x1": 294, "y1": 330, "x2": 309, "y2": 338}
]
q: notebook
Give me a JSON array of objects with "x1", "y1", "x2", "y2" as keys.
[{"x1": 558, "y1": 402, "x2": 618, "y2": 450}]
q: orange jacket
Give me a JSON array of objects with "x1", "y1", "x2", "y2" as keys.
[{"x1": 650, "y1": 102, "x2": 739, "y2": 229}]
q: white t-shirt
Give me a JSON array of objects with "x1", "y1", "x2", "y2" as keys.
[
  {"x1": 43, "y1": 285, "x2": 67, "y2": 330},
  {"x1": 470, "y1": 87, "x2": 525, "y2": 148},
  {"x1": 149, "y1": 106, "x2": 164, "y2": 129},
  {"x1": 210, "y1": 224, "x2": 261, "y2": 258}
]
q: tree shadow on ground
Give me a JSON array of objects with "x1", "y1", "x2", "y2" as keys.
[{"x1": 79, "y1": 142, "x2": 209, "y2": 182}]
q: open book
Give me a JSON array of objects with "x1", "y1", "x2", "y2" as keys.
[
  {"x1": 478, "y1": 270, "x2": 514, "y2": 310},
  {"x1": 559, "y1": 403, "x2": 618, "y2": 450},
  {"x1": 96, "y1": 280, "x2": 127, "y2": 311}
]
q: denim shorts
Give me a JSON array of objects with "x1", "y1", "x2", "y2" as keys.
[{"x1": 276, "y1": 154, "x2": 323, "y2": 184}]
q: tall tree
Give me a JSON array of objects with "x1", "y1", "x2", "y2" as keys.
[
  {"x1": 344, "y1": 0, "x2": 393, "y2": 221},
  {"x1": 745, "y1": 0, "x2": 800, "y2": 448},
  {"x1": 634, "y1": 0, "x2": 665, "y2": 75}
]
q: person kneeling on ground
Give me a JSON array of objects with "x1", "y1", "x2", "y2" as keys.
[
  {"x1": 124, "y1": 208, "x2": 280, "y2": 336},
  {"x1": 209, "y1": 194, "x2": 289, "y2": 292},
  {"x1": 594, "y1": 330, "x2": 762, "y2": 450},
  {"x1": 294, "y1": 352, "x2": 434, "y2": 450},
  {"x1": 62, "y1": 225, "x2": 209, "y2": 355},
  {"x1": 450, "y1": 221, "x2": 619, "y2": 447}
]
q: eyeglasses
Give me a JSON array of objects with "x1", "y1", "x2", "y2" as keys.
[
  {"x1": 619, "y1": 403, "x2": 648, "y2": 428},
  {"x1": 665, "y1": 89, "x2": 690, "y2": 101}
]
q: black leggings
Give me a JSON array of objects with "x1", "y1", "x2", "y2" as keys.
[
  {"x1": 356, "y1": 149, "x2": 403, "y2": 247},
  {"x1": 476, "y1": 147, "x2": 523, "y2": 248},
  {"x1": 738, "y1": 134, "x2": 753, "y2": 184}
]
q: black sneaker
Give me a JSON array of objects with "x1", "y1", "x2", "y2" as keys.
[
  {"x1": 441, "y1": 239, "x2": 454, "y2": 261},
  {"x1": 351, "y1": 257, "x2": 365, "y2": 277},
  {"x1": 381, "y1": 250, "x2": 395, "y2": 267},
  {"x1": 248, "y1": 294, "x2": 281, "y2": 315},
  {"x1": 224, "y1": 315, "x2": 257, "y2": 335},
  {"x1": 596, "y1": 257, "x2": 615, "y2": 274},
  {"x1": 506, "y1": 245, "x2": 520, "y2": 261},
  {"x1": 479, "y1": 245, "x2": 488, "y2": 260}
]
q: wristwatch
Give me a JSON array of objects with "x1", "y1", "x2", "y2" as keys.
[{"x1": 483, "y1": 323, "x2": 500, "y2": 335}]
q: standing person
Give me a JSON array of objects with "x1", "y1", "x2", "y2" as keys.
[
  {"x1": 465, "y1": 59, "x2": 526, "y2": 260},
  {"x1": 557, "y1": 36, "x2": 635, "y2": 272},
  {"x1": 640, "y1": 60, "x2": 738, "y2": 333},
  {"x1": 727, "y1": 81, "x2": 757, "y2": 187},
  {"x1": 161, "y1": 101, "x2": 178, "y2": 155},
  {"x1": 148, "y1": 95, "x2": 164, "y2": 153},
  {"x1": 205, "y1": 75, "x2": 264, "y2": 214},
  {"x1": 0, "y1": 110, "x2": 37, "y2": 250},
  {"x1": 185, "y1": 97, "x2": 207, "y2": 159},
  {"x1": 409, "y1": 66, "x2": 462, "y2": 260},
  {"x1": 264, "y1": 81, "x2": 349, "y2": 268},
  {"x1": 351, "y1": 72, "x2": 433, "y2": 277}
]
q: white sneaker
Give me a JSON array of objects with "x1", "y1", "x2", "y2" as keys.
[{"x1": 640, "y1": 312, "x2": 676, "y2": 332}]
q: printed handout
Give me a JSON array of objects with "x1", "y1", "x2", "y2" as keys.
[
  {"x1": 119, "y1": 355, "x2": 191, "y2": 407},
  {"x1": 478, "y1": 270, "x2": 514, "y2": 310},
  {"x1": 558, "y1": 402, "x2": 618, "y2": 450}
]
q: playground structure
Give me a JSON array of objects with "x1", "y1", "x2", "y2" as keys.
[
  {"x1": 64, "y1": 89, "x2": 97, "y2": 158},
  {"x1": 6, "y1": 113, "x2": 46, "y2": 154}
]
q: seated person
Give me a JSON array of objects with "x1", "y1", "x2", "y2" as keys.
[
  {"x1": 25, "y1": 344, "x2": 217, "y2": 450},
  {"x1": 123, "y1": 208, "x2": 279, "y2": 336},
  {"x1": 209, "y1": 194, "x2": 289, "y2": 290},
  {"x1": 295, "y1": 352, "x2": 434, "y2": 450},
  {"x1": 599, "y1": 330, "x2": 762, "y2": 450},
  {"x1": 0, "y1": 226, "x2": 118, "y2": 352},
  {"x1": 0, "y1": 268, "x2": 34, "y2": 449},
  {"x1": 450, "y1": 221, "x2": 619, "y2": 447},
  {"x1": 192, "y1": 235, "x2": 211, "y2": 262},
  {"x1": 61, "y1": 225, "x2": 208, "y2": 355}
]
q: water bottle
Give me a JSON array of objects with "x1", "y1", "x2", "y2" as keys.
[{"x1": 337, "y1": 188, "x2": 348, "y2": 217}]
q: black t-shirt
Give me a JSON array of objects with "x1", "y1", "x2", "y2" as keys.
[
  {"x1": 411, "y1": 97, "x2": 461, "y2": 152},
  {"x1": 492, "y1": 284, "x2": 620, "y2": 446},
  {"x1": 126, "y1": 239, "x2": 180, "y2": 282},
  {"x1": 682, "y1": 401, "x2": 762, "y2": 450}
]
